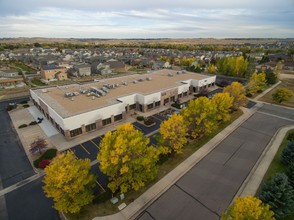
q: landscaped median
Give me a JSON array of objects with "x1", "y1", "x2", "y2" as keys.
[{"x1": 66, "y1": 109, "x2": 246, "y2": 220}]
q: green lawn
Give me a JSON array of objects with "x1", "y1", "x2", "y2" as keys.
[
  {"x1": 67, "y1": 110, "x2": 243, "y2": 220},
  {"x1": 256, "y1": 129, "x2": 294, "y2": 220}
]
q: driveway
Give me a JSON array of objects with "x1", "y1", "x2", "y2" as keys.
[{"x1": 136, "y1": 104, "x2": 294, "y2": 220}]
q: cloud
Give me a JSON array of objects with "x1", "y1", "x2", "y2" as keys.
[{"x1": 0, "y1": 0, "x2": 293, "y2": 38}]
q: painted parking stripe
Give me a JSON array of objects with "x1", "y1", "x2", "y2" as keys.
[
  {"x1": 90, "y1": 140, "x2": 100, "y2": 149},
  {"x1": 69, "y1": 149, "x2": 79, "y2": 159},
  {"x1": 80, "y1": 144, "x2": 90, "y2": 155},
  {"x1": 96, "y1": 180, "x2": 106, "y2": 192}
]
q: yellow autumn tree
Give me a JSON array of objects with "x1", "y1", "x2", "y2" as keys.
[
  {"x1": 247, "y1": 72, "x2": 267, "y2": 95},
  {"x1": 181, "y1": 97, "x2": 218, "y2": 139},
  {"x1": 43, "y1": 151, "x2": 95, "y2": 214},
  {"x1": 211, "y1": 93, "x2": 234, "y2": 122},
  {"x1": 98, "y1": 123, "x2": 159, "y2": 193},
  {"x1": 207, "y1": 64, "x2": 217, "y2": 74},
  {"x1": 222, "y1": 196, "x2": 275, "y2": 220},
  {"x1": 223, "y1": 82, "x2": 248, "y2": 110},
  {"x1": 159, "y1": 114, "x2": 187, "y2": 155}
]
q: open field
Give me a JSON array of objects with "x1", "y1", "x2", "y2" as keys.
[
  {"x1": 0, "y1": 38, "x2": 280, "y2": 46},
  {"x1": 259, "y1": 78, "x2": 294, "y2": 108}
]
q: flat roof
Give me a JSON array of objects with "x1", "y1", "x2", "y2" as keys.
[{"x1": 32, "y1": 69, "x2": 213, "y2": 118}]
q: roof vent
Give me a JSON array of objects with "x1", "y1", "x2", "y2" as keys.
[
  {"x1": 41, "y1": 89, "x2": 48, "y2": 93},
  {"x1": 146, "y1": 77, "x2": 152, "y2": 81},
  {"x1": 133, "y1": 80, "x2": 138, "y2": 84},
  {"x1": 168, "y1": 73, "x2": 173, "y2": 77},
  {"x1": 123, "y1": 81, "x2": 128, "y2": 86}
]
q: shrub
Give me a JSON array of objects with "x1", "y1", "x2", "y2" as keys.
[
  {"x1": 18, "y1": 124, "x2": 28, "y2": 128},
  {"x1": 171, "y1": 103, "x2": 181, "y2": 109},
  {"x1": 144, "y1": 117, "x2": 155, "y2": 126},
  {"x1": 286, "y1": 162, "x2": 294, "y2": 188},
  {"x1": 33, "y1": 149, "x2": 57, "y2": 168},
  {"x1": 23, "y1": 104, "x2": 30, "y2": 108},
  {"x1": 29, "y1": 121, "x2": 38, "y2": 126},
  {"x1": 38, "y1": 160, "x2": 50, "y2": 169},
  {"x1": 287, "y1": 131, "x2": 294, "y2": 142},
  {"x1": 281, "y1": 141, "x2": 294, "y2": 166},
  {"x1": 19, "y1": 100, "x2": 28, "y2": 104},
  {"x1": 137, "y1": 116, "x2": 144, "y2": 121},
  {"x1": 272, "y1": 88, "x2": 293, "y2": 103}
]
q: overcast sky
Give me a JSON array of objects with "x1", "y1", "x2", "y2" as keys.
[{"x1": 0, "y1": 0, "x2": 293, "y2": 38}]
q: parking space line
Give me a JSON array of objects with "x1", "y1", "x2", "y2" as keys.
[
  {"x1": 80, "y1": 144, "x2": 90, "y2": 155},
  {"x1": 69, "y1": 149, "x2": 78, "y2": 159},
  {"x1": 96, "y1": 180, "x2": 106, "y2": 192},
  {"x1": 90, "y1": 140, "x2": 100, "y2": 149}
]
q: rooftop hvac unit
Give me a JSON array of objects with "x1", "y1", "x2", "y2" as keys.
[
  {"x1": 90, "y1": 87, "x2": 106, "y2": 96},
  {"x1": 80, "y1": 89, "x2": 88, "y2": 94},
  {"x1": 73, "y1": 92, "x2": 79, "y2": 96},
  {"x1": 102, "y1": 87, "x2": 109, "y2": 93},
  {"x1": 138, "y1": 78, "x2": 144, "y2": 82},
  {"x1": 168, "y1": 73, "x2": 174, "y2": 77},
  {"x1": 133, "y1": 80, "x2": 138, "y2": 84},
  {"x1": 41, "y1": 89, "x2": 48, "y2": 93},
  {"x1": 123, "y1": 81, "x2": 128, "y2": 86},
  {"x1": 146, "y1": 77, "x2": 152, "y2": 81}
]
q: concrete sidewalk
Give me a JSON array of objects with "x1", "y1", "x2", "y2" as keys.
[{"x1": 93, "y1": 103, "x2": 263, "y2": 220}]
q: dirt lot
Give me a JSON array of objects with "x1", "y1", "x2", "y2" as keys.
[{"x1": 259, "y1": 78, "x2": 294, "y2": 108}]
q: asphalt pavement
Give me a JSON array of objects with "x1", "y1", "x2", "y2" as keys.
[{"x1": 136, "y1": 105, "x2": 294, "y2": 220}]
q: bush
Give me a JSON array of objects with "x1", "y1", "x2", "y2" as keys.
[
  {"x1": 33, "y1": 149, "x2": 57, "y2": 168},
  {"x1": 171, "y1": 103, "x2": 181, "y2": 109},
  {"x1": 18, "y1": 124, "x2": 28, "y2": 128},
  {"x1": 38, "y1": 160, "x2": 50, "y2": 169},
  {"x1": 137, "y1": 116, "x2": 144, "y2": 121},
  {"x1": 144, "y1": 117, "x2": 155, "y2": 126},
  {"x1": 19, "y1": 100, "x2": 28, "y2": 104},
  {"x1": 287, "y1": 131, "x2": 294, "y2": 142},
  {"x1": 286, "y1": 162, "x2": 294, "y2": 188},
  {"x1": 29, "y1": 121, "x2": 38, "y2": 126},
  {"x1": 23, "y1": 104, "x2": 30, "y2": 108},
  {"x1": 281, "y1": 141, "x2": 294, "y2": 166}
]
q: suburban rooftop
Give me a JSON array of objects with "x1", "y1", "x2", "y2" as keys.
[{"x1": 32, "y1": 69, "x2": 211, "y2": 118}]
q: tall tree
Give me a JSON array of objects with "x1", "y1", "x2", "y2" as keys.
[
  {"x1": 181, "y1": 97, "x2": 218, "y2": 139},
  {"x1": 43, "y1": 151, "x2": 95, "y2": 214},
  {"x1": 98, "y1": 123, "x2": 159, "y2": 193},
  {"x1": 211, "y1": 93, "x2": 234, "y2": 122},
  {"x1": 223, "y1": 82, "x2": 248, "y2": 110},
  {"x1": 258, "y1": 173, "x2": 294, "y2": 219},
  {"x1": 247, "y1": 72, "x2": 267, "y2": 95},
  {"x1": 222, "y1": 196, "x2": 275, "y2": 220},
  {"x1": 207, "y1": 64, "x2": 217, "y2": 74},
  {"x1": 265, "y1": 69, "x2": 278, "y2": 85},
  {"x1": 272, "y1": 88, "x2": 293, "y2": 104},
  {"x1": 281, "y1": 141, "x2": 294, "y2": 166},
  {"x1": 159, "y1": 114, "x2": 187, "y2": 155}
]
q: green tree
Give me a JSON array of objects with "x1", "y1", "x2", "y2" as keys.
[
  {"x1": 265, "y1": 69, "x2": 278, "y2": 85},
  {"x1": 43, "y1": 151, "x2": 95, "y2": 214},
  {"x1": 159, "y1": 114, "x2": 187, "y2": 155},
  {"x1": 281, "y1": 141, "x2": 294, "y2": 166},
  {"x1": 247, "y1": 72, "x2": 267, "y2": 95},
  {"x1": 211, "y1": 93, "x2": 234, "y2": 122},
  {"x1": 272, "y1": 88, "x2": 293, "y2": 103},
  {"x1": 222, "y1": 196, "x2": 275, "y2": 220},
  {"x1": 181, "y1": 97, "x2": 218, "y2": 139},
  {"x1": 286, "y1": 162, "x2": 294, "y2": 188},
  {"x1": 98, "y1": 123, "x2": 159, "y2": 193},
  {"x1": 258, "y1": 173, "x2": 294, "y2": 219},
  {"x1": 223, "y1": 82, "x2": 248, "y2": 110}
]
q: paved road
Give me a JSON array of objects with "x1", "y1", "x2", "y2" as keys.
[
  {"x1": 0, "y1": 98, "x2": 34, "y2": 188},
  {"x1": 4, "y1": 177, "x2": 60, "y2": 220},
  {"x1": 136, "y1": 104, "x2": 294, "y2": 220}
]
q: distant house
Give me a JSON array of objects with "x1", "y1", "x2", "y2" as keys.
[
  {"x1": 74, "y1": 64, "x2": 91, "y2": 76},
  {"x1": 0, "y1": 69, "x2": 19, "y2": 78},
  {"x1": 41, "y1": 65, "x2": 67, "y2": 81},
  {"x1": 283, "y1": 62, "x2": 294, "y2": 71},
  {"x1": 104, "y1": 60, "x2": 126, "y2": 72},
  {"x1": 0, "y1": 77, "x2": 25, "y2": 89}
]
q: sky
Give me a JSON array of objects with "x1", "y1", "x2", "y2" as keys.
[{"x1": 0, "y1": 0, "x2": 293, "y2": 38}]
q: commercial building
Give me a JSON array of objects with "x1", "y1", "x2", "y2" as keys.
[{"x1": 30, "y1": 69, "x2": 216, "y2": 140}]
